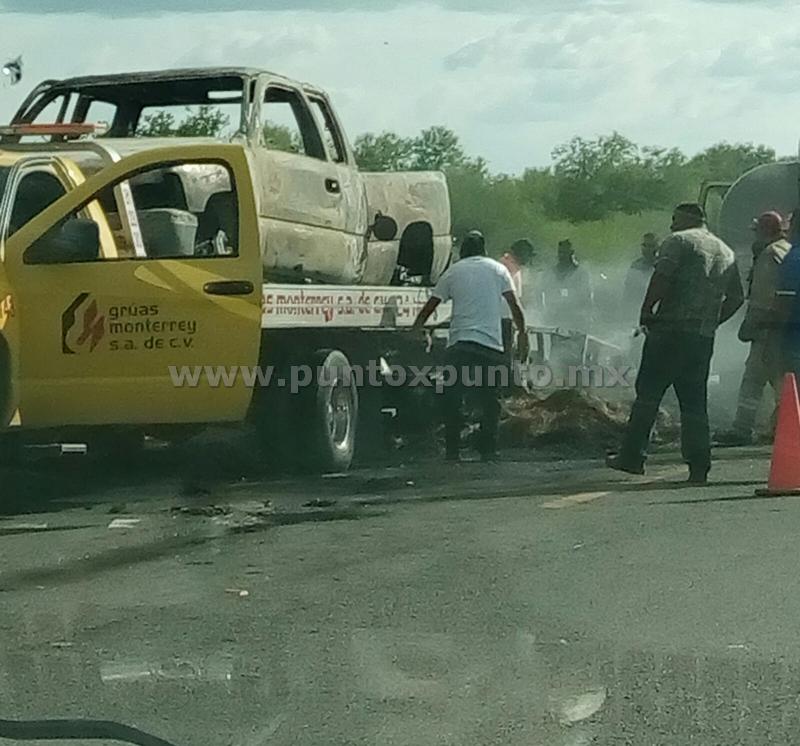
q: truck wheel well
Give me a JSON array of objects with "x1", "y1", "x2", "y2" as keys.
[{"x1": 394, "y1": 221, "x2": 434, "y2": 284}]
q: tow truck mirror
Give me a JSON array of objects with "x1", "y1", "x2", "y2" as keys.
[
  {"x1": 25, "y1": 217, "x2": 101, "y2": 265},
  {"x1": 371, "y1": 213, "x2": 398, "y2": 242}
]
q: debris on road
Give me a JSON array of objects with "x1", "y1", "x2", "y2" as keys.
[
  {"x1": 224, "y1": 588, "x2": 250, "y2": 598},
  {"x1": 499, "y1": 390, "x2": 627, "y2": 454},
  {"x1": 171, "y1": 505, "x2": 232, "y2": 517},
  {"x1": 498, "y1": 389, "x2": 677, "y2": 455},
  {"x1": 303, "y1": 498, "x2": 337, "y2": 509},
  {"x1": 107, "y1": 518, "x2": 141, "y2": 529},
  {"x1": 551, "y1": 687, "x2": 608, "y2": 725}
]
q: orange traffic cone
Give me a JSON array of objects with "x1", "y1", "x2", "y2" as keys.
[{"x1": 756, "y1": 373, "x2": 800, "y2": 496}]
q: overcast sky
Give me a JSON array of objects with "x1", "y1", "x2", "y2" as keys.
[{"x1": 0, "y1": 0, "x2": 796, "y2": 173}]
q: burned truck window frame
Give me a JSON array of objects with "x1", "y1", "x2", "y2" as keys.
[
  {"x1": 6, "y1": 75, "x2": 251, "y2": 141},
  {"x1": 261, "y1": 86, "x2": 326, "y2": 161}
]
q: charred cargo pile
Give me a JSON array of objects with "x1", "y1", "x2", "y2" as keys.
[{"x1": 498, "y1": 389, "x2": 677, "y2": 456}]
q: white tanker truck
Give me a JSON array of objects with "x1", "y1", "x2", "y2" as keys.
[{"x1": 702, "y1": 160, "x2": 799, "y2": 255}]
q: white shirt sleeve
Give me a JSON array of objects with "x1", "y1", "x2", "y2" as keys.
[
  {"x1": 431, "y1": 269, "x2": 452, "y2": 302},
  {"x1": 498, "y1": 265, "x2": 515, "y2": 296}
]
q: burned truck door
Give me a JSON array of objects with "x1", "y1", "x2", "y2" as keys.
[
  {"x1": 305, "y1": 90, "x2": 369, "y2": 256},
  {"x1": 252, "y1": 79, "x2": 367, "y2": 284}
]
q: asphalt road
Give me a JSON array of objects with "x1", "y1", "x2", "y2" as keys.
[{"x1": 0, "y1": 445, "x2": 796, "y2": 746}]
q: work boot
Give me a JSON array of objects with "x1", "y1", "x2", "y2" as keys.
[
  {"x1": 687, "y1": 467, "x2": 710, "y2": 486},
  {"x1": 714, "y1": 429, "x2": 753, "y2": 447},
  {"x1": 605, "y1": 454, "x2": 645, "y2": 476}
]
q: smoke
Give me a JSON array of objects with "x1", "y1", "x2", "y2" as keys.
[{"x1": 520, "y1": 257, "x2": 751, "y2": 431}]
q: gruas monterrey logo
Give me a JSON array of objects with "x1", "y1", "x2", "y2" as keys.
[{"x1": 62, "y1": 292, "x2": 106, "y2": 354}]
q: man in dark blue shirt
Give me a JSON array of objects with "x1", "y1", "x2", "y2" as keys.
[{"x1": 777, "y1": 213, "x2": 800, "y2": 378}]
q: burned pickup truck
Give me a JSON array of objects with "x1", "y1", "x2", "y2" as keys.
[{"x1": 3, "y1": 67, "x2": 451, "y2": 287}]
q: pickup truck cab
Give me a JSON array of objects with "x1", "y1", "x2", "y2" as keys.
[{"x1": 5, "y1": 68, "x2": 452, "y2": 288}]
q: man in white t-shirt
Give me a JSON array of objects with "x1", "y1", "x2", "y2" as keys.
[
  {"x1": 412, "y1": 231, "x2": 528, "y2": 461},
  {"x1": 500, "y1": 238, "x2": 536, "y2": 355}
]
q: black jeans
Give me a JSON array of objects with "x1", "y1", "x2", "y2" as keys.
[
  {"x1": 620, "y1": 330, "x2": 714, "y2": 473},
  {"x1": 443, "y1": 342, "x2": 507, "y2": 457}
]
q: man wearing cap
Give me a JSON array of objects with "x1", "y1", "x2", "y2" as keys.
[
  {"x1": 412, "y1": 230, "x2": 529, "y2": 461},
  {"x1": 717, "y1": 211, "x2": 791, "y2": 446},
  {"x1": 608, "y1": 203, "x2": 744, "y2": 484}
]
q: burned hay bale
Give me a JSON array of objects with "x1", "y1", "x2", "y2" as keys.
[{"x1": 498, "y1": 389, "x2": 677, "y2": 456}]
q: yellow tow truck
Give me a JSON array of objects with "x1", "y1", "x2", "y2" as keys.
[{"x1": 0, "y1": 132, "x2": 453, "y2": 471}]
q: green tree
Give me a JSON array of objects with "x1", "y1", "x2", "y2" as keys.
[
  {"x1": 263, "y1": 120, "x2": 302, "y2": 153},
  {"x1": 137, "y1": 105, "x2": 229, "y2": 138},
  {"x1": 688, "y1": 142, "x2": 776, "y2": 183},
  {"x1": 550, "y1": 132, "x2": 688, "y2": 221},
  {"x1": 137, "y1": 110, "x2": 176, "y2": 137},
  {"x1": 410, "y1": 126, "x2": 467, "y2": 170},
  {"x1": 175, "y1": 105, "x2": 229, "y2": 137},
  {"x1": 350, "y1": 124, "x2": 784, "y2": 260},
  {"x1": 353, "y1": 132, "x2": 413, "y2": 171}
]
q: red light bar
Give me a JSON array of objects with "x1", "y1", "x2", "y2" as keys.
[{"x1": 0, "y1": 123, "x2": 106, "y2": 137}]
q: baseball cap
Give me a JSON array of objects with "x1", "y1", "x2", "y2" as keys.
[{"x1": 752, "y1": 211, "x2": 784, "y2": 233}]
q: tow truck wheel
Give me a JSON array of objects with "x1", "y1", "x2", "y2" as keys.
[{"x1": 305, "y1": 349, "x2": 358, "y2": 473}]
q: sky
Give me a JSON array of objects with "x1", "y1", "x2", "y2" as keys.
[{"x1": 0, "y1": 0, "x2": 797, "y2": 173}]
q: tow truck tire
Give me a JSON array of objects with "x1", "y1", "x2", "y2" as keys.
[{"x1": 304, "y1": 349, "x2": 358, "y2": 473}]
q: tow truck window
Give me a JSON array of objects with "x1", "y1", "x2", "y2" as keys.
[
  {"x1": 9, "y1": 171, "x2": 67, "y2": 236},
  {"x1": 23, "y1": 161, "x2": 239, "y2": 264},
  {"x1": 261, "y1": 87, "x2": 325, "y2": 160}
]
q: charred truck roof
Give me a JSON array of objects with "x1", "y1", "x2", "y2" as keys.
[{"x1": 4, "y1": 67, "x2": 329, "y2": 143}]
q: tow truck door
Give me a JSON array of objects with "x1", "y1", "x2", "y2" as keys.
[
  {"x1": 0, "y1": 233, "x2": 18, "y2": 429},
  {"x1": 2, "y1": 145, "x2": 262, "y2": 429}
]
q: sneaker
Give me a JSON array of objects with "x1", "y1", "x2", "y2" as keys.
[
  {"x1": 606, "y1": 454, "x2": 645, "y2": 476},
  {"x1": 714, "y1": 429, "x2": 753, "y2": 447}
]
